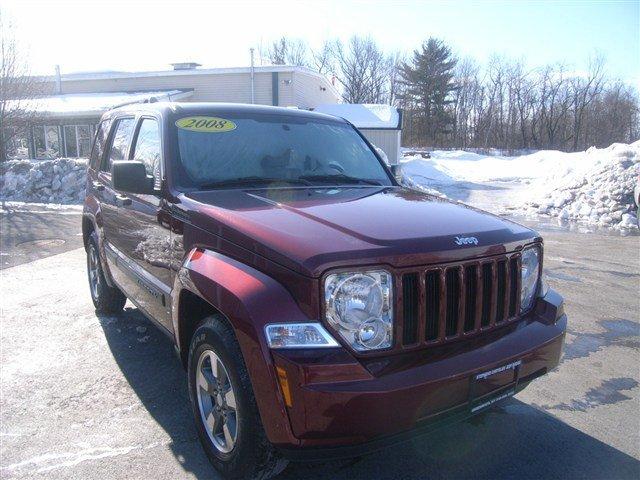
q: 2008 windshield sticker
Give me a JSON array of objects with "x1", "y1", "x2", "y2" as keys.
[{"x1": 175, "y1": 116, "x2": 237, "y2": 133}]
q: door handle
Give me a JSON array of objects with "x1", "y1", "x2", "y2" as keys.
[
  {"x1": 115, "y1": 194, "x2": 132, "y2": 206},
  {"x1": 93, "y1": 181, "x2": 105, "y2": 192}
]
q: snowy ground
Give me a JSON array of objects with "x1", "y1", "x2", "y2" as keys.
[{"x1": 400, "y1": 142, "x2": 640, "y2": 231}]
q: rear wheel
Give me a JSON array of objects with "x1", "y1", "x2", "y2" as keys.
[
  {"x1": 86, "y1": 231, "x2": 126, "y2": 314},
  {"x1": 188, "y1": 315, "x2": 288, "y2": 479}
]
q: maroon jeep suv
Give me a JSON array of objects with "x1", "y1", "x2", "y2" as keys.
[{"x1": 83, "y1": 103, "x2": 566, "y2": 479}]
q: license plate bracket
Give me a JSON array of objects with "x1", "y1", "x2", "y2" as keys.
[{"x1": 469, "y1": 360, "x2": 521, "y2": 413}]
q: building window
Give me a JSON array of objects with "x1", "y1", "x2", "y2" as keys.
[
  {"x1": 64, "y1": 126, "x2": 78, "y2": 157},
  {"x1": 33, "y1": 125, "x2": 61, "y2": 158},
  {"x1": 3, "y1": 127, "x2": 29, "y2": 159},
  {"x1": 63, "y1": 125, "x2": 92, "y2": 158}
]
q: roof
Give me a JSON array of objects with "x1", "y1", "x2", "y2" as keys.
[
  {"x1": 16, "y1": 90, "x2": 193, "y2": 118},
  {"x1": 42, "y1": 65, "x2": 328, "y2": 83},
  {"x1": 314, "y1": 104, "x2": 402, "y2": 129},
  {"x1": 110, "y1": 102, "x2": 348, "y2": 123}
]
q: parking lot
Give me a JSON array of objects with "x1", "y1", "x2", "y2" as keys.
[{"x1": 1, "y1": 204, "x2": 639, "y2": 479}]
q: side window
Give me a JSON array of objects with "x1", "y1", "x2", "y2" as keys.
[
  {"x1": 103, "y1": 117, "x2": 135, "y2": 172},
  {"x1": 89, "y1": 119, "x2": 111, "y2": 170},
  {"x1": 132, "y1": 118, "x2": 161, "y2": 188}
]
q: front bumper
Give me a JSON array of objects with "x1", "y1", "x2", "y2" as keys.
[{"x1": 269, "y1": 290, "x2": 566, "y2": 458}]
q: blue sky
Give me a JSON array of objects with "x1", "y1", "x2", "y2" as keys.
[{"x1": 1, "y1": 0, "x2": 638, "y2": 84}]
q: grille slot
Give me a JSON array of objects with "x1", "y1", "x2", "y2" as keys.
[
  {"x1": 464, "y1": 265, "x2": 477, "y2": 332},
  {"x1": 509, "y1": 257, "x2": 519, "y2": 317},
  {"x1": 481, "y1": 263, "x2": 493, "y2": 327},
  {"x1": 397, "y1": 253, "x2": 522, "y2": 353},
  {"x1": 402, "y1": 273, "x2": 419, "y2": 345},
  {"x1": 445, "y1": 268, "x2": 460, "y2": 337},
  {"x1": 425, "y1": 270, "x2": 440, "y2": 341},
  {"x1": 496, "y1": 260, "x2": 507, "y2": 323}
]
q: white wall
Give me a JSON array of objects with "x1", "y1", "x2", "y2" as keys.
[
  {"x1": 360, "y1": 129, "x2": 401, "y2": 165},
  {"x1": 292, "y1": 71, "x2": 341, "y2": 109},
  {"x1": 40, "y1": 68, "x2": 338, "y2": 109}
]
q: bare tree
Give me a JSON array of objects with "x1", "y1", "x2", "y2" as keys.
[
  {"x1": 311, "y1": 40, "x2": 333, "y2": 75},
  {"x1": 387, "y1": 51, "x2": 404, "y2": 106},
  {"x1": 452, "y1": 57, "x2": 481, "y2": 147},
  {"x1": 569, "y1": 55, "x2": 605, "y2": 150},
  {"x1": 331, "y1": 36, "x2": 392, "y2": 104},
  {"x1": 0, "y1": 11, "x2": 41, "y2": 161},
  {"x1": 267, "y1": 37, "x2": 309, "y2": 67}
]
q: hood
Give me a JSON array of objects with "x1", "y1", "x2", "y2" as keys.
[{"x1": 181, "y1": 186, "x2": 539, "y2": 277}]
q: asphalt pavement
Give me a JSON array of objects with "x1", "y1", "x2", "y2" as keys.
[
  {"x1": 0, "y1": 202, "x2": 83, "y2": 269},
  {"x1": 0, "y1": 205, "x2": 639, "y2": 479}
]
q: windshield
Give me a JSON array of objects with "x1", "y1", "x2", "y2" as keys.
[{"x1": 173, "y1": 113, "x2": 392, "y2": 189}]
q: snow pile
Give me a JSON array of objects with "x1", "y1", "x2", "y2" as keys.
[
  {"x1": 0, "y1": 158, "x2": 88, "y2": 204},
  {"x1": 399, "y1": 142, "x2": 640, "y2": 229},
  {"x1": 524, "y1": 143, "x2": 639, "y2": 229}
]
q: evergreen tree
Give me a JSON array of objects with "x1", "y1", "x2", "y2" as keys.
[{"x1": 399, "y1": 38, "x2": 457, "y2": 144}]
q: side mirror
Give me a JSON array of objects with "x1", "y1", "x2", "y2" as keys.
[
  {"x1": 389, "y1": 164, "x2": 402, "y2": 182},
  {"x1": 373, "y1": 145, "x2": 390, "y2": 165},
  {"x1": 111, "y1": 161, "x2": 154, "y2": 195}
]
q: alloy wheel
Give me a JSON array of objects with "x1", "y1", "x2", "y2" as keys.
[
  {"x1": 88, "y1": 244, "x2": 100, "y2": 300},
  {"x1": 196, "y1": 349, "x2": 238, "y2": 454}
]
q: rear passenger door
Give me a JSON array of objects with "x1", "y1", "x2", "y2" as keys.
[{"x1": 108, "y1": 116, "x2": 173, "y2": 331}]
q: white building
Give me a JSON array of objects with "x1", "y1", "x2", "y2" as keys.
[
  {"x1": 314, "y1": 104, "x2": 403, "y2": 166},
  {"x1": 8, "y1": 64, "x2": 341, "y2": 159}
]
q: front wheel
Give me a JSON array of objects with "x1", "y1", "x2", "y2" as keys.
[{"x1": 188, "y1": 315, "x2": 288, "y2": 479}]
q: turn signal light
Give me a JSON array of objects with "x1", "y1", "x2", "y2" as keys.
[{"x1": 276, "y1": 366, "x2": 293, "y2": 408}]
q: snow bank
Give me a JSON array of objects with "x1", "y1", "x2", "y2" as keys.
[
  {"x1": 0, "y1": 158, "x2": 88, "y2": 204},
  {"x1": 523, "y1": 143, "x2": 639, "y2": 229},
  {"x1": 400, "y1": 142, "x2": 640, "y2": 229}
]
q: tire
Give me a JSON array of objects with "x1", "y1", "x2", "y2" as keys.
[
  {"x1": 188, "y1": 315, "x2": 288, "y2": 479},
  {"x1": 86, "y1": 231, "x2": 126, "y2": 314}
]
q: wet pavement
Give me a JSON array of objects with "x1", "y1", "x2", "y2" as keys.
[
  {"x1": 0, "y1": 203, "x2": 639, "y2": 479},
  {"x1": 0, "y1": 202, "x2": 83, "y2": 269}
]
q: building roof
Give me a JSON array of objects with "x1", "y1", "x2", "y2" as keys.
[
  {"x1": 313, "y1": 104, "x2": 401, "y2": 129},
  {"x1": 15, "y1": 90, "x2": 193, "y2": 118},
  {"x1": 43, "y1": 65, "x2": 328, "y2": 83}
]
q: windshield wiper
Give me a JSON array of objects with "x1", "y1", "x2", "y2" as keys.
[
  {"x1": 299, "y1": 174, "x2": 383, "y2": 186},
  {"x1": 198, "y1": 176, "x2": 313, "y2": 189}
]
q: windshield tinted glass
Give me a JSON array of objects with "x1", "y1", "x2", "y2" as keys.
[{"x1": 174, "y1": 113, "x2": 392, "y2": 189}]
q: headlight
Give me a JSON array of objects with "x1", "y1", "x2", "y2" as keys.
[
  {"x1": 324, "y1": 270, "x2": 393, "y2": 351},
  {"x1": 265, "y1": 323, "x2": 339, "y2": 348},
  {"x1": 520, "y1": 246, "x2": 541, "y2": 312}
]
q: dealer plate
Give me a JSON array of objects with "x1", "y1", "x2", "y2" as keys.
[{"x1": 475, "y1": 360, "x2": 521, "y2": 381}]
